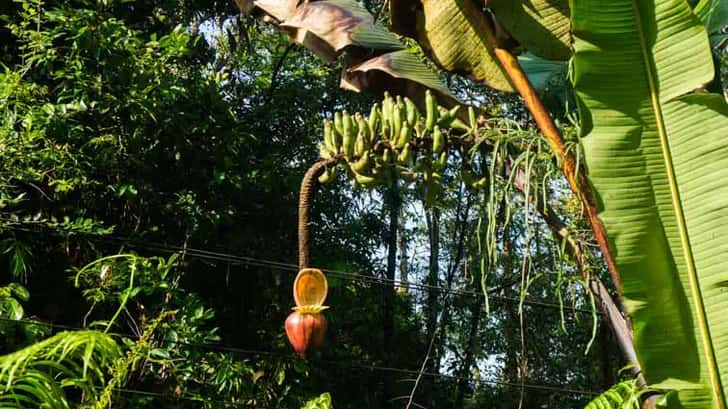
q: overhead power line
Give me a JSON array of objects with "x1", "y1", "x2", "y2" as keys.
[
  {"x1": 0, "y1": 220, "x2": 598, "y2": 315},
  {"x1": 0, "y1": 317, "x2": 599, "y2": 397}
]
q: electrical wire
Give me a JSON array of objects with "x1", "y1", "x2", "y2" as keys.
[
  {"x1": 109, "y1": 387, "x2": 243, "y2": 407},
  {"x1": 0, "y1": 316, "x2": 599, "y2": 397},
  {"x1": 0, "y1": 220, "x2": 597, "y2": 315}
]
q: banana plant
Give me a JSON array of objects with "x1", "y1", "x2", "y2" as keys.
[{"x1": 571, "y1": 0, "x2": 728, "y2": 407}]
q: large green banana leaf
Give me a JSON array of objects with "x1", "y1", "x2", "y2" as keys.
[
  {"x1": 570, "y1": 0, "x2": 728, "y2": 407},
  {"x1": 488, "y1": 0, "x2": 572, "y2": 60},
  {"x1": 389, "y1": 0, "x2": 514, "y2": 92}
]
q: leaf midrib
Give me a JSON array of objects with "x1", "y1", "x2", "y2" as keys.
[{"x1": 630, "y1": 0, "x2": 725, "y2": 405}]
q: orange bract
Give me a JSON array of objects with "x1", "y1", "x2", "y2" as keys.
[{"x1": 293, "y1": 268, "x2": 328, "y2": 307}]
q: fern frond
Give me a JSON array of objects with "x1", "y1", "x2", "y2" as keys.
[
  {"x1": 585, "y1": 379, "x2": 643, "y2": 409},
  {"x1": 0, "y1": 330, "x2": 121, "y2": 408}
]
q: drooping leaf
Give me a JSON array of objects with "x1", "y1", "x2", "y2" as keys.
[
  {"x1": 389, "y1": 0, "x2": 514, "y2": 92},
  {"x1": 488, "y1": 0, "x2": 571, "y2": 60},
  {"x1": 279, "y1": 0, "x2": 403, "y2": 61},
  {"x1": 517, "y1": 52, "x2": 567, "y2": 91},
  {"x1": 234, "y1": 0, "x2": 255, "y2": 14},
  {"x1": 245, "y1": 0, "x2": 459, "y2": 107},
  {"x1": 341, "y1": 49, "x2": 453, "y2": 101},
  {"x1": 571, "y1": 0, "x2": 728, "y2": 406},
  {"x1": 252, "y1": 0, "x2": 300, "y2": 22}
]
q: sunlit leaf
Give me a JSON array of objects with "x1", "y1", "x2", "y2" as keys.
[
  {"x1": 572, "y1": 0, "x2": 728, "y2": 406},
  {"x1": 489, "y1": 0, "x2": 571, "y2": 60},
  {"x1": 517, "y1": 52, "x2": 567, "y2": 91},
  {"x1": 389, "y1": 0, "x2": 514, "y2": 92}
]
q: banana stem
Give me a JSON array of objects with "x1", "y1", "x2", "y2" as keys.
[{"x1": 299, "y1": 157, "x2": 340, "y2": 270}]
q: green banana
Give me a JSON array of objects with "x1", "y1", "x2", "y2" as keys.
[
  {"x1": 437, "y1": 105, "x2": 461, "y2": 128},
  {"x1": 434, "y1": 151, "x2": 448, "y2": 171},
  {"x1": 353, "y1": 171, "x2": 378, "y2": 187},
  {"x1": 354, "y1": 135, "x2": 366, "y2": 157},
  {"x1": 323, "y1": 120, "x2": 336, "y2": 154},
  {"x1": 423, "y1": 171, "x2": 442, "y2": 207},
  {"x1": 351, "y1": 152, "x2": 372, "y2": 174},
  {"x1": 399, "y1": 169, "x2": 418, "y2": 183},
  {"x1": 397, "y1": 123, "x2": 412, "y2": 149},
  {"x1": 354, "y1": 114, "x2": 370, "y2": 157},
  {"x1": 382, "y1": 147, "x2": 393, "y2": 165},
  {"x1": 471, "y1": 177, "x2": 488, "y2": 190},
  {"x1": 334, "y1": 112, "x2": 344, "y2": 138},
  {"x1": 450, "y1": 118, "x2": 471, "y2": 132},
  {"x1": 382, "y1": 93, "x2": 393, "y2": 134},
  {"x1": 342, "y1": 110, "x2": 355, "y2": 158},
  {"x1": 432, "y1": 125, "x2": 445, "y2": 153},
  {"x1": 404, "y1": 97, "x2": 418, "y2": 128},
  {"x1": 392, "y1": 99, "x2": 403, "y2": 143},
  {"x1": 425, "y1": 90, "x2": 437, "y2": 131},
  {"x1": 448, "y1": 105, "x2": 460, "y2": 118},
  {"x1": 333, "y1": 113, "x2": 344, "y2": 152},
  {"x1": 318, "y1": 166, "x2": 336, "y2": 184},
  {"x1": 368, "y1": 103, "x2": 380, "y2": 142},
  {"x1": 468, "y1": 106, "x2": 477, "y2": 130},
  {"x1": 397, "y1": 143, "x2": 413, "y2": 165}
]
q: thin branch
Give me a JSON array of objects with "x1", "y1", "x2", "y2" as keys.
[
  {"x1": 511, "y1": 167, "x2": 644, "y2": 385},
  {"x1": 405, "y1": 293, "x2": 452, "y2": 409},
  {"x1": 267, "y1": 43, "x2": 295, "y2": 101}
]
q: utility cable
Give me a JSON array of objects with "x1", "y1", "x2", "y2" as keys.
[
  {"x1": 0, "y1": 317, "x2": 599, "y2": 397},
  {"x1": 0, "y1": 220, "x2": 597, "y2": 315}
]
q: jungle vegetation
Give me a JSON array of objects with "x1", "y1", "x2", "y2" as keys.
[{"x1": 0, "y1": 0, "x2": 726, "y2": 408}]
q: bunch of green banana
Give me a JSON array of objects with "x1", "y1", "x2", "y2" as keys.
[{"x1": 317, "y1": 90, "x2": 476, "y2": 197}]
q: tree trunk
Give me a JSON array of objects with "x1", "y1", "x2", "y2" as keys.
[
  {"x1": 600, "y1": 320, "x2": 615, "y2": 391},
  {"x1": 425, "y1": 208, "x2": 441, "y2": 348},
  {"x1": 382, "y1": 179, "x2": 399, "y2": 408},
  {"x1": 397, "y1": 208, "x2": 408, "y2": 292},
  {"x1": 501, "y1": 224, "x2": 520, "y2": 406},
  {"x1": 454, "y1": 284, "x2": 484, "y2": 408},
  {"x1": 423, "y1": 207, "x2": 440, "y2": 404},
  {"x1": 435, "y1": 187, "x2": 470, "y2": 374}
]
